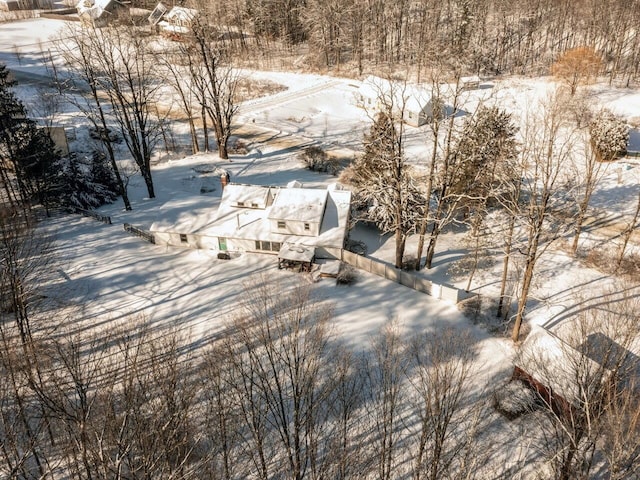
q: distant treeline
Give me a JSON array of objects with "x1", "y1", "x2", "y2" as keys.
[{"x1": 140, "y1": 0, "x2": 640, "y2": 81}]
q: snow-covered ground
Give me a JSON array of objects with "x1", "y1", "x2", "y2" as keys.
[
  {"x1": 1, "y1": 15, "x2": 638, "y2": 338},
  {"x1": 2, "y1": 16, "x2": 640, "y2": 477}
]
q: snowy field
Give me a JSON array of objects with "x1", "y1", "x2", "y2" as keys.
[
  {"x1": 1, "y1": 16, "x2": 638, "y2": 349},
  {"x1": 0, "y1": 16, "x2": 637, "y2": 348},
  {"x1": 1, "y1": 16, "x2": 639, "y2": 477}
]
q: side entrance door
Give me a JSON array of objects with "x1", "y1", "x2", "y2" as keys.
[{"x1": 218, "y1": 237, "x2": 227, "y2": 251}]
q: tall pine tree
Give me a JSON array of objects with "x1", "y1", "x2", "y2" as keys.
[{"x1": 346, "y1": 112, "x2": 425, "y2": 268}]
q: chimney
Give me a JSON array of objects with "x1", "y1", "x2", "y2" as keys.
[{"x1": 220, "y1": 171, "x2": 230, "y2": 190}]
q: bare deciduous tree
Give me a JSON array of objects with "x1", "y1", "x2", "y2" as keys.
[
  {"x1": 366, "y1": 321, "x2": 406, "y2": 480},
  {"x1": 185, "y1": 5, "x2": 241, "y2": 160},
  {"x1": 510, "y1": 90, "x2": 576, "y2": 342},
  {"x1": 408, "y1": 328, "x2": 483, "y2": 480}
]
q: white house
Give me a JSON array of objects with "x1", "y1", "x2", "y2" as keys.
[
  {"x1": 157, "y1": 6, "x2": 198, "y2": 35},
  {"x1": 357, "y1": 75, "x2": 438, "y2": 127},
  {"x1": 150, "y1": 182, "x2": 352, "y2": 261}
]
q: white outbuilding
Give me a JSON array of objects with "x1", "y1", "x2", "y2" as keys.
[{"x1": 357, "y1": 75, "x2": 438, "y2": 127}]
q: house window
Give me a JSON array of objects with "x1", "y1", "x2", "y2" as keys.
[
  {"x1": 251, "y1": 203, "x2": 258, "y2": 208},
  {"x1": 304, "y1": 223, "x2": 310, "y2": 231},
  {"x1": 237, "y1": 201, "x2": 245, "y2": 207},
  {"x1": 277, "y1": 221, "x2": 286, "y2": 229},
  {"x1": 254, "y1": 241, "x2": 281, "y2": 252},
  {"x1": 179, "y1": 234, "x2": 188, "y2": 243}
]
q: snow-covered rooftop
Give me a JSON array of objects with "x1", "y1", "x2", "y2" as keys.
[
  {"x1": 359, "y1": 75, "x2": 433, "y2": 113},
  {"x1": 149, "y1": 195, "x2": 219, "y2": 234},
  {"x1": 515, "y1": 326, "x2": 611, "y2": 406},
  {"x1": 268, "y1": 186, "x2": 327, "y2": 223},
  {"x1": 222, "y1": 184, "x2": 272, "y2": 208},
  {"x1": 278, "y1": 243, "x2": 315, "y2": 263},
  {"x1": 165, "y1": 6, "x2": 197, "y2": 22},
  {"x1": 150, "y1": 183, "x2": 351, "y2": 252},
  {"x1": 76, "y1": 0, "x2": 117, "y2": 19}
]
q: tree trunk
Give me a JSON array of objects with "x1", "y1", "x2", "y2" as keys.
[
  {"x1": 571, "y1": 204, "x2": 587, "y2": 254},
  {"x1": 424, "y1": 216, "x2": 442, "y2": 270},
  {"x1": 416, "y1": 144, "x2": 437, "y2": 270},
  {"x1": 141, "y1": 167, "x2": 155, "y2": 199},
  {"x1": 497, "y1": 214, "x2": 516, "y2": 318},
  {"x1": 201, "y1": 107, "x2": 210, "y2": 152},
  {"x1": 395, "y1": 229, "x2": 406, "y2": 269},
  {"x1": 512, "y1": 232, "x2": 540, "y2": 342},
  {"x1": 188, "y1": 117, "x2": 199, "y2": 155},
  {"x1": 103, "y1": 139, "x2": 131, "y2": 211}
]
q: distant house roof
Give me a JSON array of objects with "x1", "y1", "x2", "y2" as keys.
[
  {"x1": 157, "y1": 5, "x2": 197, "y2": 34},
  {"x1": 164, "y1": 5, "x2": 197, "y2": 23},
  {"x1": 268, "y1": 187, "x2": 327, "y2": 223},
  {"x1": 76, "y1": 0, "x2": 125, "y2": 21},
  {"x1": 359, "y1": 75, "x2": 433, "y2": 113}
]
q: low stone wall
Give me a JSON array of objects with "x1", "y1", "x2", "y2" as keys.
[{"x1": 332, "y1": 248, "x2": 473, "y2": 303}]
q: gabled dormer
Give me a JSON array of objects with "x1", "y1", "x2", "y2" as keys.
[{"x1": 223, "y1": 184, "x2": 274, "y2": 210}]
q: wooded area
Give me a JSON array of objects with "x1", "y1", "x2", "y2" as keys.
[{"x1": 152, "y1": 0, "x2": 640, "y2": 85}]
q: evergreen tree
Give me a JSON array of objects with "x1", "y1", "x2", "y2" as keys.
[
  {"x1": 0, "y1": 64, "x2": 64, "y2": 213},
  {"x1": 60, "y1": 153, "x2": 118, "y2": 209},
  {"x1": 13, "y1": 126, "x2": 64, "y2": 213},
  {"x1": 347, "y1": 112, "x2": 425, "y2": 268},
  {"x1": 0, "y1": 63, "x2": 31, "y2": 207},
  {"x1": 589, "y1": 109, "x2": 628, "y2": 162},
  {"x1": 450, "y1": 106, "x2": 519, "y2": 219}
]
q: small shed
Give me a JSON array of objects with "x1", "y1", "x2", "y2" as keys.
[
  {"x1": 0, "y1": 0, "x2": 20, "y2": 11},
  {"x1": 460, "y1": 75, "x2": 481, "y2": 90},
  {"x1": 0, "y1": 0, "x2": 42, "y2": 11},
  {"x1": 513, "y1": 326, "x2": 614, "y2": 417}
]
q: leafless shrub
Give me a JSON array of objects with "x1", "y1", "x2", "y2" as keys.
[
  {"x1": 298, "y1": 146, "x2": 340, "y2": 175},
  {"x1": 493, "y1": 380, "x2": 539, "y2": 420},
  {"x1": 401, "y1": 254, "x2": 418, "y2": 271},
  {"x1": 234, "y1": 77, "x2": 287, "y2": 102},
  {"x1": 336, "y1": 263, "x2": 358, "y2": 285},
  {"x1": 229, "y1": 138, "x2": 249, "y2": 155}
]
